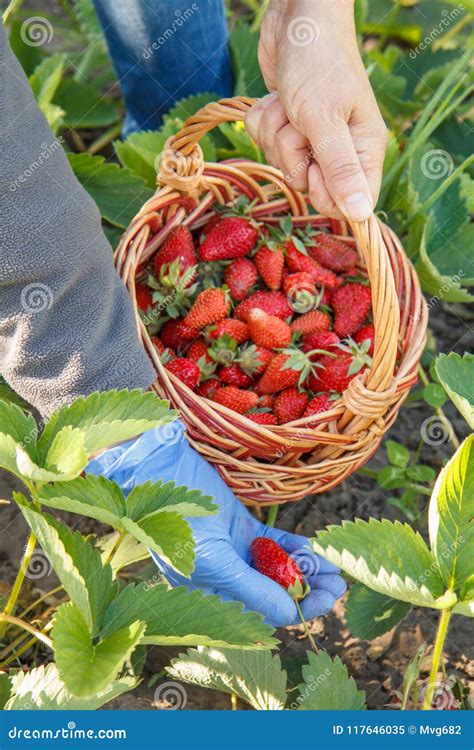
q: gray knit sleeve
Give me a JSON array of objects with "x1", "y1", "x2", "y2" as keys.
[{"x1": 0, "y1": 23, "x2": 155, "y2": 417}]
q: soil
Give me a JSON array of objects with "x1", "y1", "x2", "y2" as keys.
[{"x1": 1, "y1": 302, "x2": 472, "y2": 710}]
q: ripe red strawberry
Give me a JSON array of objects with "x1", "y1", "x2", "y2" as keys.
[
  {"x1": 283, "y1": 271, "x2": 316, "y2": 296},
  {"x1": 159, "y1": 318, "x2": 198, "y2": 351},
  {"x1": 290, "y1": 310, "x2": 331, "y2": 335},
  {"x1": 247, "y1": 412, "x2": 278, "y2": 425},
  {"x1": 308, "y1": 235, "x2": 359, "y2": 272},
  {"x1": 153, "y1": 226, "x2": 197, "y2": 283},
  {"x1": 310, "y1": 353, "x2": 361, "y2": 393},
  {"x1": 258, "y1": 394, "x2": 275, "y2": 409},
  {"x1": 213, "y1": 386, "x2": 259, "y2": 414},
  {"x1": 217, "y1": 364, "x2": 252, "y2": 388},
  {"x1": 184, "y1": 288, "x2": 229, "y2": 330},
  {"x1": 196, "y1": 379, "x2": 218, "y2": 398},
  {"x1": 273, "y1": 388, "x2": 309, "y2": 424},
  {"x1": 251, "y1": 537, "x2": 309, "y2": 600},
  {"x1": 248, "y1": 309, "x2": 292, "y2": 349},
  {"x1": 234, "y1": 291, "x2": 292, "y2": 322},
  {"x1": 285, "y1": 241, "x2": 338, "y2": 289},
  {"x1": 187, "y1": 337, "x2": 213, "y2": 364},
  {"x1": 151, "y1": 335, "x2": 165, "y2": 354},
  {"x1": 165, "y1": 357, "x2": 200, "y2": 390},
  {"x1": 207, "y1": 319, "x2": 249, "y2": 345},
  {"x1": 200, "y1": 213, "x2": 221, "y2": 240},
  {"x1": 332, "y1": 283, "x2": 372, "y2": 337},
  {"x1": 300, "y1": 331, "x2": 340, "y2": 356},
  {"x1": 199, "y1": 217, "x2": 258, "y2": 261},
  {"x1": 238, "y1": 344, "x2": 274, "y2": 378},
  {"x1": 136, "y1": 282, "x2": 153, "y2": 312},
  {"x1": 255, "y1": 244, "x2": 284, "y2": 290},
  {"x1": 304, "y1": 394, "x2": 333, "y2": 418},
  {"x1": 224, "y1": 258, "x2": 258, "y2": 301},
  {"x1": 353, "y1": 323, "x2": 375, "y2": 356},
  {"x1": 257, "y1": 353, "x2": 300, "y2": 395}
]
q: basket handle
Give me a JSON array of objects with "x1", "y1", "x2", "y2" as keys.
[{"x1": 163, "y1": 96, "x2": 401, "y2": 404}]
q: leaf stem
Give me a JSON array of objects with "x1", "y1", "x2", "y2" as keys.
[
  {"x1": 88, "y1": 123, "x2": 123, "y2": 156},
  {"x1": 0, "y1": 614, "x2": 52, "y2": 650},
  {"x1": 418, "y1": 366, "x2": 460, "y2": 450},
  {"x1": 231, "y1": 692, "x2": 238, "y2": 710},
  {"x1": 294, "y1": 599, "x2": 318, "y2": 654},
  {"x1": 0, "y1": 531, "x2": 37, "y2": 638},
  {"x1": 266, "y1": 505, "x2": 279, "y2": 527},
  {"x1": 104, "y1": 530, "x2": 126, "y2": 567},
  {"x1": 422, "y1": 607, "x2": 452, "y2": 710},
  {"x1": 2, "y1": 0, "x2": 25, "y2": 24}
]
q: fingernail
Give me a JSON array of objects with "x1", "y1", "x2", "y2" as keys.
[
  {"x1": 343, "y1": 192, "x2": 373, "y2": 221},
  {"x1": 259, "y1": 91, "x2": 278, "y2": 109}
]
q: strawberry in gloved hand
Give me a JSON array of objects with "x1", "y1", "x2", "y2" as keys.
[{"x1": 87, "y1": 421, "x2": 346, "y2": 627}]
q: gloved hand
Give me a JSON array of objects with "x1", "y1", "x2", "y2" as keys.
[{"x1": 87, "y1": 421, "x2": 346, "y2": 627}]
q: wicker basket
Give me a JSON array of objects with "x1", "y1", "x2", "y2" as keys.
[{"x1": 116, "y1": 96, "x2": 428, "y2": 506}]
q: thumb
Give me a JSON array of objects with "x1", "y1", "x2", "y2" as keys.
[{"x1": 307, "y1": 118, "x2": 373, "y2": 221}]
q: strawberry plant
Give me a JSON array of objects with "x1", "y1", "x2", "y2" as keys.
[{"x1": 0, "y1": 390, "x2": 276, "y2": 707}]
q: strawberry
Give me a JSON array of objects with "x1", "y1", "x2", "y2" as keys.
[
  {"x1": 213, "y1": 386, "x2": 259, "y2": 414},
  {"x1": 199, "y1": 216, "x2": 258, "y2": 261},
  {"x1": 248, "y1": 308, "x2": 292, "y2": 349},
  {"x1": 224, "y1": 258, "x2": 258, "y2": 301},
  {"x1": 187, "y1": 337, "x2": 212, "y2": 364},
  {"x1": 304, "y1": 394, "x2": 333, "y2": 418},
  {"x1": 290, "y1": 310, "x2": 331, "y2": 335},
  {"x1": 255, "y1": 243, "x2": 285, "y2": 290},
  {"x1": 196, "y1": 379, "x2": 218, "y2": 398},
  {"x1": 217, "y1": 364, "x2": 252, "y2": 388},
  {"x1": 257, "y1": 353, "x2": 301, "y2": 395},
  {"x1": 234, "y1": 291, "x2": 292, "y2": 322},
  {"x1": 238, "y1": 344, "x2": 274, "y2": 378},
  {"x1": 258, "y1": 394, "x2": 275, "y2": 410},
  {"x1": 300, "y1": 331, "x2": 340, "y2": 356},
  {"x1": 283, "y1": 271, "x2": 316, "y2": 296},
  {"x1": 136, "y1": 282, "x2": 153, "y2": 312},
  {"x1": 308, "y1": 234, "x2": 359, "y2": 272},
  {"x1": 251, "y1": 537, "x2": 309, "y2": 600},
  {"x1": 184, "y1": 288, "x2": 229, "y2": 330},
  {"x1": 200, "y1": 213, "x2": 222, "y2": 240},
  {"x1": 247, "y1": 412, "x2": 278, "y2": 425},
  {"x1": 165, "y1": 357, "x2": 200, "y2": 390},
  {"x1": 285, "y1": 240, "x2": 338, "y2": 289},
  {"x1": 274, "y1": 388, "x2": 309, "y2": 424},
  {"x1": 159, "y1": 318, "x2": 198, "y2": 351},
  {"x1": 153, "y1": 226, "x2": 197, "y2": 284},
  {"x1": 310, "y1": 351, "x2": 368, "y2": 393},
  {"x1": 207, "y1": 319, "x2": 249, "y2": 345},
  {"x1": 151, "y1": 335, "x2": 165, "y2": 354},
  {"x1": 332, "y1": 283, "x2": 372, "y2": 338},
  {"x1": 353, "y1": 323, "x2": 375, "y2": 356}
]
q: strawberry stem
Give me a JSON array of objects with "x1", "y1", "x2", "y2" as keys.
[
  {"x1": 294, "y1": 599, "x2": 319, "y2": 654},
  {"x1": 266, "y1": 504, "x2": 279, "y2": 527}
]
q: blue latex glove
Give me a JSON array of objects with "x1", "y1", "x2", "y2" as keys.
[{"x1": 87, "y1": 421, "x2": 346, "y2": 627}]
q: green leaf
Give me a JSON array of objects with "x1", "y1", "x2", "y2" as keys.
[
  {"x1": 0, "y1": 672, "x2": 12, "y2": 710},
  {"x1": 55, "y1": 79, "x2": 120, "y2": 129},
  {"x1": 167, "y1": 647, "x2": 287, "y2": 710},
  {"x1": 67, "y1": 153, "x2": 154, "y2": 228},
  {"x1": 74, "y1": 0, "x2": 103, "y2": 39},
  {"x1": 386, "y1": 440, "x2": 410, "y2": 468},
  {"x1": 0, "y1": 399, "x2": 38, "y2": 477},
  {"x1": 406, "y1": 465, "x2": 437, "y2": 483},
  {"x1": 15, "y1": 495, "x2": 116, "y2": 634},
  {"x1": 312, "y1": 518, "x2": 446, "y2": 608},
  {"x1": 217, "y1": 122, "x2": 263, "y2": 162},
  {"x1": 0, "y1": 378, "x2": 31, "y2": 412},
  {"x1": 53, "y1": 602, "x2": 145, "y2": 697},
  {"x1": 122, "y1": 512, "x2": 195, "y2": 576},
  {"x1": 5, "y1": 664, "x2": 136, "y2": 710},
  {"x1": 43, "y1": 426, "x2": 88, "y2": 479},
  {"x1": 429, "y1": 436, "x2": 474, "y2": 591},
  {"x1": 167, "y1": 93, "x2": 217, "y2": 122},
  {"x1": 435, "y1": 352, "x2": 474, "y2": 428},
  {"x1": 103, "y1": 583, "x2": 277, "y2": 650},
  {"x1": 29, "y1": 53, "x2": 64, "y2": 108},
  {"x1": 423, "y1": 383, "x2": 447, "y2": 408},
  {"x1": 97, "y1": 532, "x2": 149, "y2": 574},
  {"x1": 126, "y1": 480, "x2": 217, "y2": 521},
  {"x1": 39, "y1": 475, "x2": 126, "y2": 527},
  {"x1": 295, "y1": 652, "x2": 366, "y2": 710},
  {"x1": 38, "y1": 389, "x2": 176, "y2": 460},
  {"x1": 377, "y1": 466, "x2": 407, "y2": 490},
  {"x1": 229, "y1": 22, "x2": 267, "y2": 97},
  {"x1": 8, "y1": 20, "x2": 43, "y2": 76},
  {"x1": 345, "y1": 583, "x2": 411, "y2": 639}
]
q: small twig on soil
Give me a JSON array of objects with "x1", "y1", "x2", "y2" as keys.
[
  {"x1": 0, "y1": 614, "x2": 52, "y2": 651},
  {"x1": 88, "y1": 123, "x2": 123, "y2": 155}
]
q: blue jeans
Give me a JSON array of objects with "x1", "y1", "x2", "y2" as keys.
[{"x1": 93, "y1": 0, "x2": 234, "y2": 136}]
